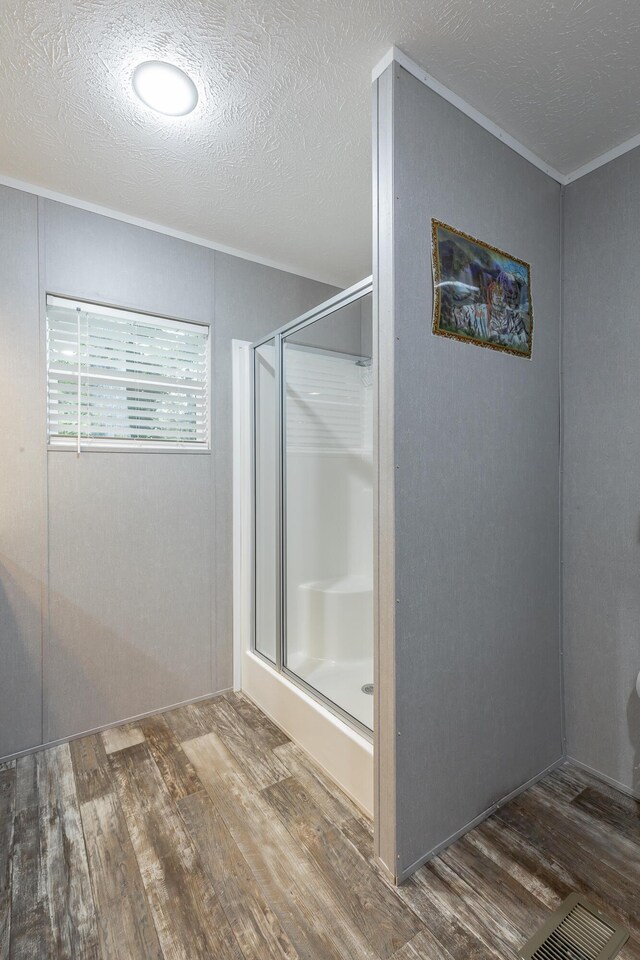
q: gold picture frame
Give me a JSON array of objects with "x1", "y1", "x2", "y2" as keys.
[{"x1": 431, "y1": 219, "x2": 533, "y2": 359}]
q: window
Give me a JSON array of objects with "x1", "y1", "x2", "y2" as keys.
[{"x1": 46, "y1": 296, "x2": 210, "y2": 451}]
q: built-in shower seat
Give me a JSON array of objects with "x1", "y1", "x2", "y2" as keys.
[{"x1": 298, "y1": 574, "x2": 373, "y2": 661}]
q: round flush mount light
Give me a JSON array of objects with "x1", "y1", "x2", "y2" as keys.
[{"x1": 132, "y1": 60, "x2": 198, "y2": 116}]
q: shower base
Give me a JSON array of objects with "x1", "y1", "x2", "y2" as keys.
[
  {"x1": 242, "y1": 650, "x2": 373, "y2": 815},
  {"x1": 286, "y1": 654, "x2": 374, "y2": 730}
]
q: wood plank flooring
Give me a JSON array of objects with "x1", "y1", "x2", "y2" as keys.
[{"x1": 1, "y1": 693, "x2": 638, "y2": 960}]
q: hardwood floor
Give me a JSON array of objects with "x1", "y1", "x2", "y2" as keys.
[{"x1": 1, "y1": 692, "x2": 638, "y2": 960}]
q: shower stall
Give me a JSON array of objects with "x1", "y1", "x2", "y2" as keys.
[{"x1": 243, "y1": 278, "x2": 374, "y2": 808}]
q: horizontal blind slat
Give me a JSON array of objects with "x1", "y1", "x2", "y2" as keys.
[
  {"x1": 48, "y1": 396, "x2": 209, "y2": 414},
  {"x1": 49, "y1": 349, "x2": 208, "y2": 374},
  {"x1": 49, "y1": 414, "x2": 207, "y2": 428},
  {"x1": 49, "y1": 367, "x2": 207, "y2": 391},
  {"x1": 48, "y1": 325, "x2": 208, "y2": 351},
  {"x1": 48, "y1": 377, "x2": 207, "y2": 397},
  {"x1": 49, "y1": 343, "x2": 208, "y2": 368}
]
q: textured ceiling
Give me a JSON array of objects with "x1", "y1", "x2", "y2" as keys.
[{"x1": 0, "y1": 0, "x2": 639, "y2": 286}]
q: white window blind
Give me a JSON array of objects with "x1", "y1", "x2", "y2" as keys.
[{"x1": 46, "y1": 296, "x2": 210, "y2": 450}]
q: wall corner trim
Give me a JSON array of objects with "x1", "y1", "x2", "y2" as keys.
[{"x1": 371, "y1": 62, "x2": 399, "y2": 882}]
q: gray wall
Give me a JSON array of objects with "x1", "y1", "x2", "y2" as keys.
[
  {"x1": 42, "y1": 200, "x2": 216, "y2": 742},
  {"x1": 376, "y1": 64, "x2": 563, "y2": 877},
  {"x1": 563, "y1": 153, "x2": 640, "y2": 799},
  {"x1": 0, "y1": 188, "x2": 333, "y2": 758}
]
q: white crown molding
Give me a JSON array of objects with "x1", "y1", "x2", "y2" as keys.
[
  {"x1": 373, "y1": 46, "x2": 640, "y2": 187},
  {"x1": 372, "y1": 46, "x2": 568, "y2": 185},
  {"x1": 0, "y1": 172, "x2": 344, "y2": 289},
  {"x1": 562, "y1": 130, "x2": 640, "y2": 184}
]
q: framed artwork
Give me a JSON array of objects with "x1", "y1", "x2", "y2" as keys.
[{"x1": 431, "y1": 219, "x2": 533, "y2": 358}]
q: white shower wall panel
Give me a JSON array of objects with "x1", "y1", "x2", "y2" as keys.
[
  {"x1": 283, "y1": 346, "x2": 373, "y2": 727},
  {"x1": 285, "y1": 450, "x2": 373, "y2": 662}
]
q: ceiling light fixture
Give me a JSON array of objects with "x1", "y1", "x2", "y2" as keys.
[{"x1": 132, "y1": 60, "x2": 198, "y2": 116}]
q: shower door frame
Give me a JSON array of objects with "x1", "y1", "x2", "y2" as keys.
[{"x1": 250, "y1": 275, "x2": 374, "y2": 739}]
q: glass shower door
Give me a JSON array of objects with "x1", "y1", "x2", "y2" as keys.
[
  {"x1": 282, "y1": 294, "x2": 373, "y2": 729},
  {"x1": 251, "y1": 280, "x2": 374, "y2": 734}
]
